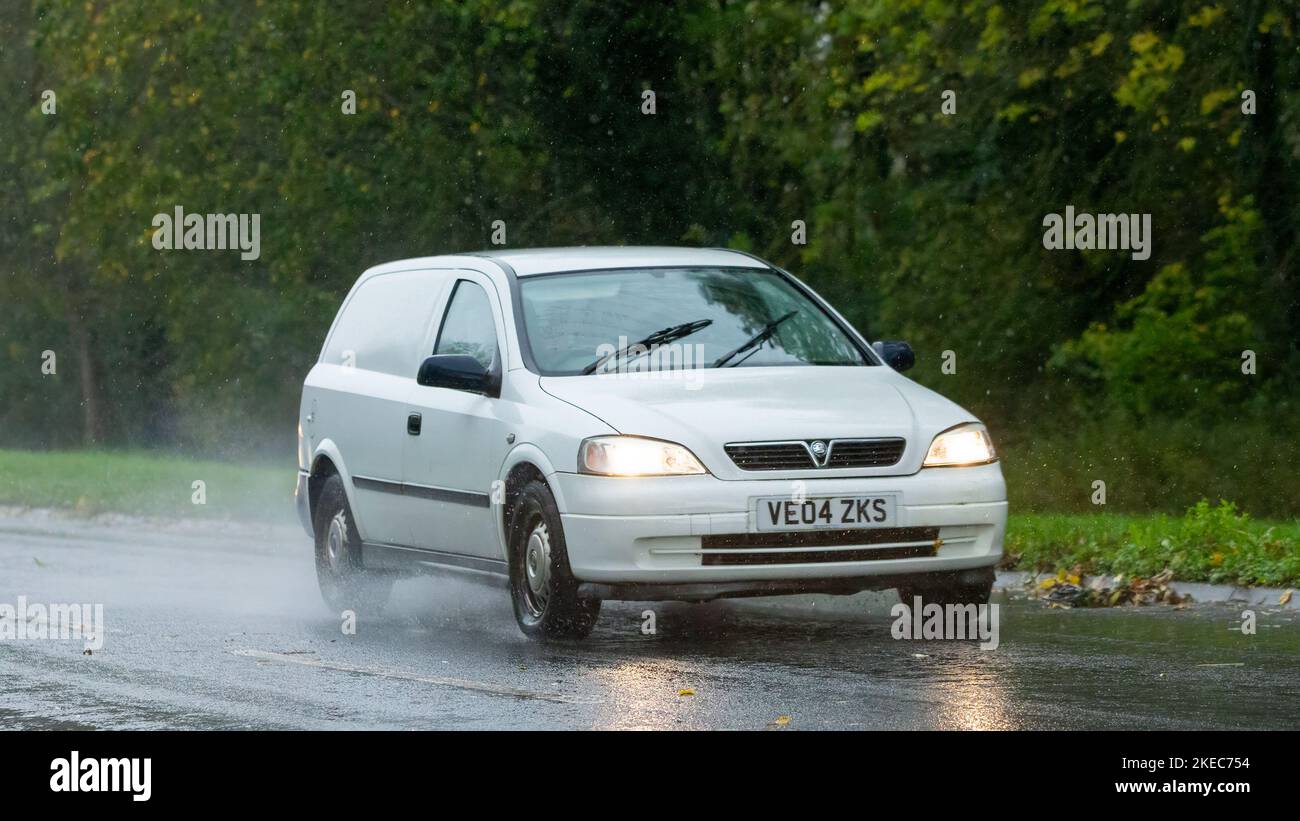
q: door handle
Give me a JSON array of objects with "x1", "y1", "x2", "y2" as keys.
[{"x1": 407, "y1": 413, "x2": 422, "y2": 435}]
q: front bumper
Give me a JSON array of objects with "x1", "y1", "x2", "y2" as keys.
[{"x1": 550, "y1": 463, "x2": 1007, "y2": 588}]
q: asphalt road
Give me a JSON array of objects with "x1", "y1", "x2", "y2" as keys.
[{"x1": 2, "y1": 508, "x2": 1297, "y2": 730}]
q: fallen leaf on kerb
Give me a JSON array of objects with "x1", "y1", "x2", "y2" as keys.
[
  {"x1": 677, "y1": 689, "x2": 694, "y2": 697},
  {"x1": 1280, "y1": 589, "x2": 1293, "y2": 606},
  {"x1": 770, "y1": 716, "x2": 791, "y2": 727}
]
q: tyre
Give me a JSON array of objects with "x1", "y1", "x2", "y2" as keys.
[
  {"x1": 897, "y1": 568, "x2": 994, "y2": 607},
  {"x1": 507, "y1": 479, "x2": 600, "y2": 639},
  {"x1": 313, "y1": 474, "x2": 394, "y2": 618}
]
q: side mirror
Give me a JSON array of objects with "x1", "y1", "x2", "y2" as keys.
[
  {"x1": 416, "y1": 354, "x2": 499, "y2": 396},
  {"x1": 872, "y1": 340, "x2": 915, "y2": 372}
]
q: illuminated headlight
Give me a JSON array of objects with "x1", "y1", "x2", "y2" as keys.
[
  {"x1": 922, "y1": 423, "x2": 997, "y2": 467},
  {"x1": 578, "y1": 436, "x2": 707, "y2": 476}
]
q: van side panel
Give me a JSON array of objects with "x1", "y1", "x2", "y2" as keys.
[{"x1": 304, "y1": 269, "x2": 452, "y2": 543}]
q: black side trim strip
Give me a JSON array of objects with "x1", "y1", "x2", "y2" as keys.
[
  {"x1": 352, "y1": 475, "x2": 490, "y2": 509},
  {"x1": 352, "y1": 475, "x2": 402, "y2": 494},
  {"x1": 401, "y1": 482, "x2": 491, "y2": 508},
  {"x1": 363, "y1": 542, "x2": 508, "y2": 576}
]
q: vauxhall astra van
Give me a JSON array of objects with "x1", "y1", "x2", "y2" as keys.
[{"x1": 295, "y1": 247, "x2": 1007, "y2": 639}]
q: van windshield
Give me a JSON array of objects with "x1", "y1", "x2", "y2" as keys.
[{"x1": 517, "y1": 267, "x2": 871, "y2": 376}]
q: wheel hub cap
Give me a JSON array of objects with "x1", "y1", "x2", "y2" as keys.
[
  {"x1": 523, "y1": 523, "x2": 551, "y2": 614},
  {"x1": 326, "y1": 511, "x2": 348, "y2": 572}
]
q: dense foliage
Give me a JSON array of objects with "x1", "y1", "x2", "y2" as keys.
[
  {"x1": 1006, "y1": 500, "x2": 1300, "y2": 587},
  {"x1": 2, "y1": 1, "x2": 1296, "y2": 514}
]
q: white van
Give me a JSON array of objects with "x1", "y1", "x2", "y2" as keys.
[{"x1": 295, "y1": 247, "x2": 1007, "y2": 639}]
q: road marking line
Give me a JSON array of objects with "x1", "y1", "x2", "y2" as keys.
[{"x1": 231, "y1": 649, "x2": 599, "y2": 704}]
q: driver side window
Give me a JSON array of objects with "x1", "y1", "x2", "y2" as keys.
[{"x1": 435, "y1": 280, "x2": 499, "y2": 371}]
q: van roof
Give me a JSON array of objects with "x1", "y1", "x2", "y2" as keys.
[{"x1": 366, "y1": 246, "x2": 770, "y2": 278}]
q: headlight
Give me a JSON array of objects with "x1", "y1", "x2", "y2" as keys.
[
  {"x1": 922, "y1": 423, "x2": 997, "y2": 467},
  {"x1": 578, "y1": 436, "x2": 707, "y2": 476}
]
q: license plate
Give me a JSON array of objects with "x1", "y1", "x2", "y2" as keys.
[{"x1": 753, "y1": 495, "x2": 897, "y2": 532}]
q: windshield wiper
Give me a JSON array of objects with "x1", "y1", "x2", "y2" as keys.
[
  {"x1": 580, "y1": 319, "x2": 714, "y2": 375},
  {"x1": 711, "y1": 310, "x2": 798, "y2": 368}
]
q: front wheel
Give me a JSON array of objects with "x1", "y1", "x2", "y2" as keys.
[{"x1": 507, "y1": 479, "x2": 600, "y2": 640}]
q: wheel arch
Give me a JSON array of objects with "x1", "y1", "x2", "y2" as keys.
[
  {"x1": 307, "y1": 439, "x2": 368, "y2": 540},
  {"x1": 496, "y1": 444, "x2": 563, "y2": 562}
]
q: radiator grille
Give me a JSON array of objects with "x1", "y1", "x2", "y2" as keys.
[
  {"x1": 825, "y1": 438, "x2": 906, "y2": 468},
  {"x1": 724, "y1": 442, "x2": 814, "y2": 470},
  {"x1": 724, "y1": 438, "x2": 906, "y2": 471}
]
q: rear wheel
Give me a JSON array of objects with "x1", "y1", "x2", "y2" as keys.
[
  {"x1": 508, "y1": 479, "x2": 600, "y2": 640},
  {"x1": 313, "y1": 474, "x2": 393, "y2": 618},
  {"x1": 897, "y1": 568, "x2": 994, "y2": 607}
]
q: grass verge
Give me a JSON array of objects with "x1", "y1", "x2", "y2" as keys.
[
  {"x1": 1005, "y1": 500, "x2": 1300, "y2": 588},
  {"x1": 0, "y1": 448, "x2": 292, "y2": 523}
]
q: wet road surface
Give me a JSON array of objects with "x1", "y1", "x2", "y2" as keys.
[{"x1": 2, "y1": 509, "x2": 1297, "y2": 730}]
